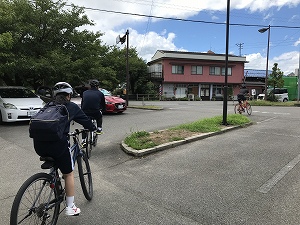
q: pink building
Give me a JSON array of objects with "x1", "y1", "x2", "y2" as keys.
[{"x1": 147, "y1": 50, "x2": 248, "y2": 100}]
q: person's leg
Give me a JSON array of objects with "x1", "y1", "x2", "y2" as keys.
[
  {"x1": 64, "y1": 172, "x2": 75, "y2": 197},
  {"x1": 95, "y1": 111, "x2": 103, "y2": 133},
  {"x1": 237, "y1": 96, "x2": 243, "y2": 110},
  {"x1": 97, "y1": 113, "x2": 102, "y2": 128},
  {"x1": 81, "y1": 111, "x2": 90, "y2": 142},
  {"x1": 64, "y1": 172, "x2": 81, "y2": 215},
  {"x1": 56, "y1": 145, "x2": 80, "y2": 216}
]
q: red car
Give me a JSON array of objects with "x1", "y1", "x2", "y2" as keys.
[{"x1": 100, "y1": 88, "x2": 127, "y2": 113}]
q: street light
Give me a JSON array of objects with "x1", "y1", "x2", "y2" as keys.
[
  {"x1": 116, "y1": 30, "x2": 129, "y2": 106},
  {"x1": 258, "y1": 25, "x2": 270, "y2": 100}
]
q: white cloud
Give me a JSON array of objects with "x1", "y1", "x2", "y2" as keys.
[
  {"x1": 246, "y1": 51, "x2": 299, "y2": 75},
  {"x1": 66, "y1": 0, "x2": 300, "y2": 73}
]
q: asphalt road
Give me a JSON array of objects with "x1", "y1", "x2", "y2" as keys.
[{"x1": 1, "y1": 101, "x2": 300, "y2": 224}]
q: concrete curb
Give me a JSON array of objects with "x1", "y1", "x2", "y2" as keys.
[{"x1": 121, "y1": 122, "x2": 253, "y2": 157}]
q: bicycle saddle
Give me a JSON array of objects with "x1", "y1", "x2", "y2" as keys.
[{"x1": 40, "y1": 156, "x2": 55, "y2": 169}]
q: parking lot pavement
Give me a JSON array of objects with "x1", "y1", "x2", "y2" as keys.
[{"x1": 3, "y1": 104, "x2": 300, "y2": 224}]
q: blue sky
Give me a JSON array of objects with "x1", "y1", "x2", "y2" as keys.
[{"x1": 66, "y1": 0, "x2": 300, "y2": 75}]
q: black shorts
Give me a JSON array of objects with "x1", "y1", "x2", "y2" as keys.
[
  {"x1": 237, "y1": 94, "x2": 246, "y2": 103},
  {"x1": 33, "y1": 139, "x2": 73, "y2": 174}
]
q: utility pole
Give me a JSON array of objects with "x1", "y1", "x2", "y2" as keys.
[
  {"x1": 297, "y1": 48, "x2": 300, "y2": 103},
  {"x1": 222, "y1": 0, "x2": 230, "y2": 125},
  {"x1": 236, "y1": 43, "x2": 244, "y2": 56}
]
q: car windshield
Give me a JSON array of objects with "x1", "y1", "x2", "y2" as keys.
[
  {"x1": 0, "y1": 88, "x2": 37, "y2": 98},
  {"x1": 99, "y1": 88, "x2": 112, "y2": 96}
]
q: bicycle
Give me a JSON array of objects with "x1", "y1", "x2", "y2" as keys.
[
  {"x1": 234, "y1": 99, "x2": 252, "y2": 115},
  {"x1": 10, "y1": 129, "x2": 93, "y2": 225},
  {"x1": 84, "y1": 118, "x2": 100, "y2": 159}
]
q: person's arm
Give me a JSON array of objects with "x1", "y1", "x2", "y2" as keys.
[
  {"x1": 100, "y1": 93, "x2": 106, "y2": 111},
  {"x1": 68, "y1": 103, "x2": 96, "y2": 131}
]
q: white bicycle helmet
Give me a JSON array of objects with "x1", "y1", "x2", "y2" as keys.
[{"x1": 53, "y1": 82, "x2": 73, "y2": 96}]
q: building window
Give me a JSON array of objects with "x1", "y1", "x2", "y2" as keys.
[
  {"x1": 221, "y1": 67, "x2": 232, "y2": 76},
  {"x1": 213, "y1": 85, "x2": 223, "y2": 95},
  {"x1": 191, "y1": 66, "x2": 203, "y2": 75},
  {"x1": 172, "y1": 65, "x2": 184, "y2": 74},
  {"x1": 209, "y1": 66, "x2": 221, "y2": 75}
]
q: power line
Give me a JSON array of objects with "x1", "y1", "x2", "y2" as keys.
[{"x1": 66, "y1": 4, "x2": 300, "y2": 29}]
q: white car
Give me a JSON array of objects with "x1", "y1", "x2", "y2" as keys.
[
  {"x1": 0, "y1": 86, "x2": 45, "y2": 123},
  {"x1": 257, "y1": 88, "x2": 289, "y2": 102}
]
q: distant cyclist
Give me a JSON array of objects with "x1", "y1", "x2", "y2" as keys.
[
  {"x1": 33, "y1": 82, "x2": 96, "y2": 216},
  {"x1": 237, "y1": 85, "x2": 250, "y2": 111},
  {"x1": 81, "y1": 79, "x2": 105, "y2": 135}
]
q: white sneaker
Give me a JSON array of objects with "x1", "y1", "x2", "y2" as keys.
[
  {"x1": 96, "y1": 127, "x2": 103, "y2": 135},
  {"x1": 81, "y1": 139, "x2": 86, "y2": 148},
  {"x1": 65, "y1": 204, "x2": 81, "y2": 216}
]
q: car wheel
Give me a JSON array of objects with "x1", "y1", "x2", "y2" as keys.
[{"x1": 283, "y1": 98, "x2": 288, "y2": 102}]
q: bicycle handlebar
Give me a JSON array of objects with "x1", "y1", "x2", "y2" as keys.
[{"x1": 69, "y1": 129, "x2": 89, "y2": 136}]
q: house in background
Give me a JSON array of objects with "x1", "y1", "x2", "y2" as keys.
[
  {"x1": 243, "y1": 69, "x2": 269, "y2": 98},
  {"x1": 244, "y1": 69, "x2": 299, "y2": 100},
  {"x1": 147, "y1": 50, "x2": 248, "y2": 100}
]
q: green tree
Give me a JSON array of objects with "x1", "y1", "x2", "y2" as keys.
[
  {"x1": 103, "y1": 46, "x2": 148, "y2": 94},
  {"x1": 0, "y1": 0, "x2": 150, "y2": 94},
  {"x1": 0, "y1": 0, "x2": 111, "y2": 89},
  {"x1": 267, "y1": 63, "x2": 284, "y2": 101}
]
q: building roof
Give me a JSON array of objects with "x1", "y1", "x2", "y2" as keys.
[{"x1": 149, "y1": 50, "x2": 247, "y2": 64}]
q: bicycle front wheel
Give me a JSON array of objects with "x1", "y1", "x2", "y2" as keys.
[
  {"x1": 10, "y1": 173, "x2": 60, "y2": 225},
  {"x1": 234, "y1": 104, "x2": 242, "y2": 114},
  {"x1": 77, "y1": 152, "x2": 93, "y2": 200},
  {"x1": 245, "y1": 103, "x2": 252, "y2": 115}
]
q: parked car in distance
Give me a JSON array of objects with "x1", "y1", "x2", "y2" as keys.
[
  {"x1": 0, "y1": 86, "x2": 45, "y2": 123},
  {"x1": 99, "y1": 88, "x2": 127, "y2": 113},
  {"x1": 257, "y1": 88, "x2": 289, "y2": 102},
  {"x1": 213, "y1": 94, "x2": 224, "y2": 101}
]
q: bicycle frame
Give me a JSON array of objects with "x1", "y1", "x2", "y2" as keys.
[{"x1": 70, "y1": 133, "x2": 84, "y2": 163}]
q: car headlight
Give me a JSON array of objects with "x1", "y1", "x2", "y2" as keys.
[{"x1": 3, "y1": 103, "x2": 17, "y2": 109}]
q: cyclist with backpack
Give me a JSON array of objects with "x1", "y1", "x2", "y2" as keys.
[
  {"x1": 237, "y1": 85, "x2": 250, "y2": 112},
  {"x1": 81, "y1": 79, "x2": 105, "y2": 140},
  {"x1": 31, "y1": 82, "x2": 96, "y2": 216}
]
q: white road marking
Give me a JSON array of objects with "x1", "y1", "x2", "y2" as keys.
[
  {"x1": 256, "y1": 117, "x2": 277, "y2": 123},
  {"x1": 257, "y1": 154, "x2": 300, "y2": 193}
]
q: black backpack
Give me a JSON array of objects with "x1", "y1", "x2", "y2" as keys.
[{"x1": 29, "y1": 102, "x2": 69, "y2": 141}]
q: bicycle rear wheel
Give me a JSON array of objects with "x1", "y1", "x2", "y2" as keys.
[
  {"x1": 86, "y1": 131, "x2": 92, "y2": 159},
  {"x1": 77, "y1": 152, "x2": 93, "y2": 200},
  {"x1": 10, "y1": 173, "x2": 60, "y2": 225},
  {"x1": 91, "y1": 119, "x2": 98, "y2": 148},
  {"x1": 93, "y1": 132, "x2": 98, "y2": 147},
  {"x1": 245, "y1": 103, "x2": 252, "y2": 115}
]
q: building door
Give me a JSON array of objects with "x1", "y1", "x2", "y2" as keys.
[{"x1": 201, "y1": 84, "x2": 210, "y2": 101}]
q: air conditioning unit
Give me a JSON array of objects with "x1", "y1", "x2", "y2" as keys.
[{"x1": 188, "y1": 94, "x2": 194, "y2": 101}]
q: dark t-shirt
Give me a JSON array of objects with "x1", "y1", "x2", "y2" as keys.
[
  {"x1": 81, "y1": 88, "x2": 106, "y2": 113},
  {"x1": 239, "y1": 88, "x2": 249, "y2": 96}
]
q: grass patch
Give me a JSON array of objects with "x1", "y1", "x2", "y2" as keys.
[
  {"x1": 249, "y1": 100, "x2": 296, "y2": 106},
  {"x1": 124, "y1": 114, "x2": 251, "y2": 150}
]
